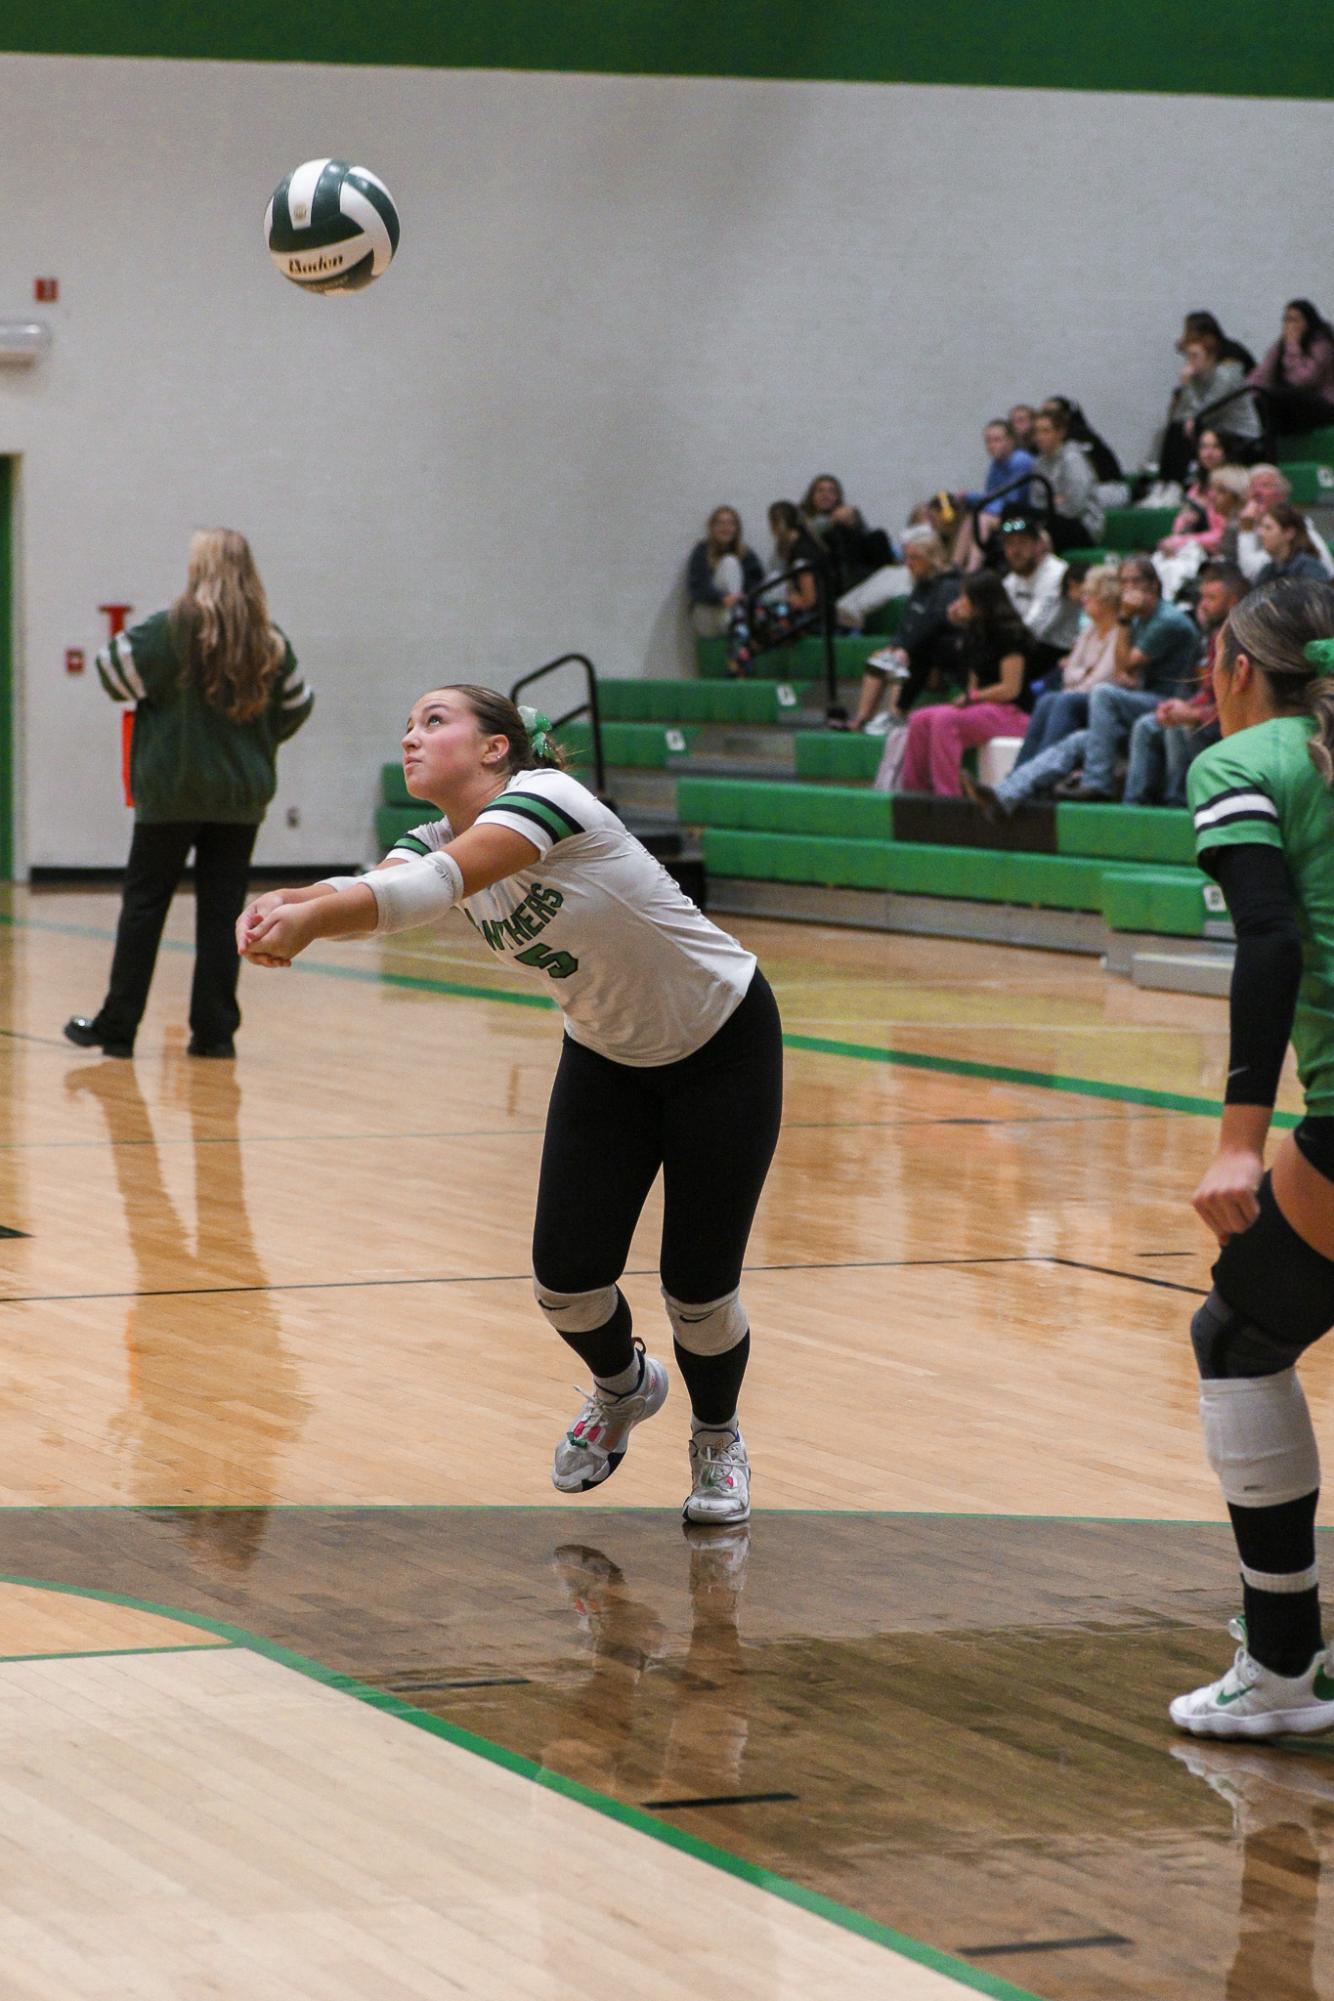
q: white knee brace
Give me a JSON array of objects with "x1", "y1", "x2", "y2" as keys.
[
  {"x1": 1199, "y1": 1369, "x2": 1321, "y2": 1509},
  {"x1": 663, "y1": 1286, "x2": 748, "y2": 1357},
  {"x1": 533, "y1": 1280, "x2": 620, "y2": 1335}
]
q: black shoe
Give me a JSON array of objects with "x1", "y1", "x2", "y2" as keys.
[
  {"x1": 960, "y1": 769, "x2": 1003, "y2": 821},
  {"x1": 63, "y1": 1016, "x2": 133, "y2": 1059},
  {"x1": 187, "y1": 1038, "x2": 236, "y2": 1059}
]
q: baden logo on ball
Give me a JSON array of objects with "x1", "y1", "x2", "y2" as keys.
[{"x1": 265, "y1": 159, "x2": 400, "y2": 294}]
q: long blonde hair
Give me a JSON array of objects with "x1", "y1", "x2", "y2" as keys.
[
  {"x1": 1223, "y1": 577, "x2": 1334, "y2": 784},
  {"x1": 173, "y1": 529, "x2": 283, "y2": 722}
]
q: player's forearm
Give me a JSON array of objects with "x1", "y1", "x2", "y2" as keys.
[{"x1": 304, "y1": 883, "x2": 379, "y2": 938}]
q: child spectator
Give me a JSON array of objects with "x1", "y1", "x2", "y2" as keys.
[
  {"x1": 1248, "y1": 299, "x2": 1334, "y2": 436},
  {"x1": 898, "y1": 572, "x2": 1036, "y2": 796},
  {"x1": 686, "y1": 507, "x2": 764, "y2": 639}
]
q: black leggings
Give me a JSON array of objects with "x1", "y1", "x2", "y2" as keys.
[{"x1": 532, "y1": 971, "x2": 783, "y2": 1304}]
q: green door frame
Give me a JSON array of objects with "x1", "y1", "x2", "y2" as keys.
[{"x1": 0, "y1": 457, "x2": 11, "y2": 880}]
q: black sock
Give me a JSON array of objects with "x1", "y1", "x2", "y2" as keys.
[
  {"x1": 674, "y1": 1331, "x2": 750, "y2": 1429},
  {"x1": 1229, "y1": 1492, "x2": 1324, "y2": 1676},
  {"x1": 557, "y1": 1290, "x2": 636, "y2": 1381}
]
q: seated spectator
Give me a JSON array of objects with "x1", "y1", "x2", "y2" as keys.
[
  {"x1": 1157, "y1": 428, "x2": 1229, "y2": 551},
  {"x1": 1236, "y1": 465, "x2": 1334, "y2": 581},
  {"x1": 799, "y1": 475, "x2": 890, "y2": 599},
  {"x1": 898, "y1": 572, "x2": 1036, "y2": 796},
  {"x1": 1008, "y1": 404, "x2": 1038, "y2": 453},
  {"x1": 1253, "y1": 501, "x2": 1330, "y2": 585},
  {"x1": 1122, "y1": 562, "x2": 1247, "y2": 805},
  {"x1": 967, "y1": 556, "x2": 1198, "y2": 811},
  {"x1": 1029, "y1": 407, "x2": 1104, "y2": 551},
  {"x1": 726, "y1": 500, "x2": 822, "y2": 677},
  {"x1": 686, "y1": 506, "x2": 765, "y2": 638},
  {"x1": 846, "y1": 529, "x2": 961, "y2": 731},
  {"x1": 1176, "y1": 311, "x2": 1256, "y2": 373},
  {"x1": 1010, "y1": 565, "x2": 1122, "y2": 769},
  {"x1": 1248, "y1": 299, "x2": 1334, "y2": 436},
  {"x1": 998, "y1": 512, "x2": 1079, "y2": 673},
  {"x1": 1160, "y1": 332, "x2": 1261, "y2": 486},
  {"x1": 1041, "y1": 395, "x2": 1124, "y2": 487},
  {"x1": 950, "y1": 418, "x2": 1035, "y2": 571}
]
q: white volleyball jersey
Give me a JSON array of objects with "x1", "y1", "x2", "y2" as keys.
[{"x1": 387, "y1": 769, "x2": 756, "y2": 1066}]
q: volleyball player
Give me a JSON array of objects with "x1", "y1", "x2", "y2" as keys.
[
  {"x1": 1172, "y1": 576, "x2": 1334, "y2": 1735},
  {"x1": 235, "y1": 686, "x2": 782, "y2": 1526}
]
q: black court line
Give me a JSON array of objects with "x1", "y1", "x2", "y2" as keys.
[
  {"x1": 1136, "y1": 1250, "x2": 1192, "y2": 1258},
  {"x1": 642, "y1": 1791, "x2": 799, "y2": 1810},
  {"x1": 961, "y1": 1934, "x2": 1131, "y2": 1958},
  {"x1": 387, "y1": 1676, "x2": 534, "y2": 1692},
  {"x1": 1047, "y1": 1255, "x2": 1208, "y2": 1297},
  {"x1": 0, "y1": 1257, "x2": 1057, "y2": 1308}
]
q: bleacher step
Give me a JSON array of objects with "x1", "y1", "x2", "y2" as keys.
[{"x1": 1129, "y1": 945, "x2": 1234, "y2": 996}]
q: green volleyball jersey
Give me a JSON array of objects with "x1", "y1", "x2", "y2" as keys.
[{"x1": 1189, "y1": 715, "x2": 1334, "y2": 1114}]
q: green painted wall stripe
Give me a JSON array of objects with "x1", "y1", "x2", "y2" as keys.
[
  {"x1": 0, "y1": 1569, "x2": 1043, "y2": 2001},
  {"x1": 0, "y1": 1, "x2": 1328, "y2": 101},
  {"x1": 1, "y1": 905, "x2": 1271, "y2": 1124}
]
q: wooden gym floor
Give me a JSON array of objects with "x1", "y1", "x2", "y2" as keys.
[{"x1": 2, "y1": 883, "x2": 1333, "y2": 2000}]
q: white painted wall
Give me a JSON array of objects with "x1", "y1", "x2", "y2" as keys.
[{"x1": 0, "y1": 53, "x2": 1329, "y2": 867}]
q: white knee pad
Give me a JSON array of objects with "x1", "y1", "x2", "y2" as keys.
[
  {"x1": 663, "y1": 1287, "x2": 748, "y2": 1357},
  {"x1": 533, "y1": 1280, "x2": 620, "y2": 1335},
  {"x1": 1199, "y1": 1369, "x2": 1321, "y2": 1508}
]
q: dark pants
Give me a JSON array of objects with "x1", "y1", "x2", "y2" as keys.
[
  {"x1": 1047, "y1": 516, "x2": 1096, "y2": 555},
  {"x1": 1014, "y1": 688, "x2": 1089, "y2": 768},
  {"x1": 95, "y1": 820, "x2": 259, "y2": 1048},
  {"x1": 1260, "y1": 386, "x2": 1334, "y2": 436},
  {"x1": 532, "y1": 970, "x2": 783, "y2": 1304}
]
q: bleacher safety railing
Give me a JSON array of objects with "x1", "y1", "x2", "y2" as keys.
[
  {"x1": 966, "y1": 468, "x2": 1056, "y2": 549},
  {"x1": 737, "y1": 558, "x2": 846, "y2": 724},
  {"x1": 510, "y1": 652, "x2": 606, "y2": 800}
]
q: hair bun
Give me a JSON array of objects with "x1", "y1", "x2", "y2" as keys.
[{"x1": 1304, "y1": 638, "x2": 1334, "y2": 670}]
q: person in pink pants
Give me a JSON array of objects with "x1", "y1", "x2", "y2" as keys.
[{"x1": 899, "y1": 570, "x2": 1036, "y2": 796}]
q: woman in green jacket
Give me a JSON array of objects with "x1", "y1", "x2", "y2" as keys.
[{"x1": 65, "y1": 529, "x2": 313, "y2": 1058}]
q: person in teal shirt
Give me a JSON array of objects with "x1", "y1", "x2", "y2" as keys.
[{"x1": 1173, "y1": 575, "x2": 1334, "y2": 1738}]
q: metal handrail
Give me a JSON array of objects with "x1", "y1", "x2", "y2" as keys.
[
  {"x1": 510, "y1": 651, "x2": 605, "y2": 798},
  {"x1": 1186, "y1": 378, "x2": 1271, "y2": 445},
  {"x1": 967, "y1": 469, "x2": 1055, "y2": 545},
  {"x1": 738, "y1": 558, "x2": 843, "y2": 721}
]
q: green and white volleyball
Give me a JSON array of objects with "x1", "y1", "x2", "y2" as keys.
[{"x1": 265, "y1": 159, "x2": 400, "y2": 294}]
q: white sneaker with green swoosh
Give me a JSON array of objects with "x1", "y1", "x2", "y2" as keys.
[{"x1": 1170, "y1": 1632, "x2": 1334, "y2": 1739}]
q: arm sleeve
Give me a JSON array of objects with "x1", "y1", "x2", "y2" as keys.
[
  {"x1": 1247, "y1": 342, "x2": 1279, "y2": 389},
  {"x1": 1209, "y1": 844, "x2": 1303, "y2": 1108},
  {"x1": 271, "y1": 632, "x2": 314, "y2": 742}
]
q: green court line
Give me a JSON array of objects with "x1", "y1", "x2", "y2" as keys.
[
  {"x1": 1, "y1": 905, "x2": 1266, "y2": 1125},
  {"x1": 0, "y1": 1568, "x2": 1043, "y2": 2001},
  {"x1": 0, "y1": 1640, "x2": 234, "y2": 1665}
]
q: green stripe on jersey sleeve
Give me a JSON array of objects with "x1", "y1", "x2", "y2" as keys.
[
  {"x1": 389, "y1": 834, "x2": 432, "y2": 858},
  {"x1": 481, "y1": 791, "x2": 582, "y2": 843}
]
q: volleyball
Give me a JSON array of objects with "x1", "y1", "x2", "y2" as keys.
[{"x1": 265, "y1": 159, "x2": 400, "y2": 294}]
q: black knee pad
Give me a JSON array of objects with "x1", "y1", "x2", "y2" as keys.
[{"x1": 1198, "y1": 1173, "x2": 1334, "y2": 1374}]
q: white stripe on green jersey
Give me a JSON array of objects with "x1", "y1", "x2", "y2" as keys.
[
  {"x1": 1189, "y1": 715, "x2": 1334, "y2": 1114},
  {"x1": 386, "y1": 768, "x2": 755, "y2": 1066}
]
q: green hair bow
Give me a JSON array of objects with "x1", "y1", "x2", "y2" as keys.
[
  {"x1": 1304, "y1": 639, "x2": 1334, "y2": 671},
  {"x1": 518, "y1": 704, "x2": 554, "y2": 756}
]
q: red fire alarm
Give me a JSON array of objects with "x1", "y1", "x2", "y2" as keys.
[
  {"x1": 65, "y1": 647, "x2": 85, "y2": 675},
  {"x1": 34, "y1": 278, "x2": 58, "y2": 303}
]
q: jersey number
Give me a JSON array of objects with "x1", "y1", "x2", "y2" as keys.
[{"x1": 515, "y1": 942, "x2": 580, "y2": 981}]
